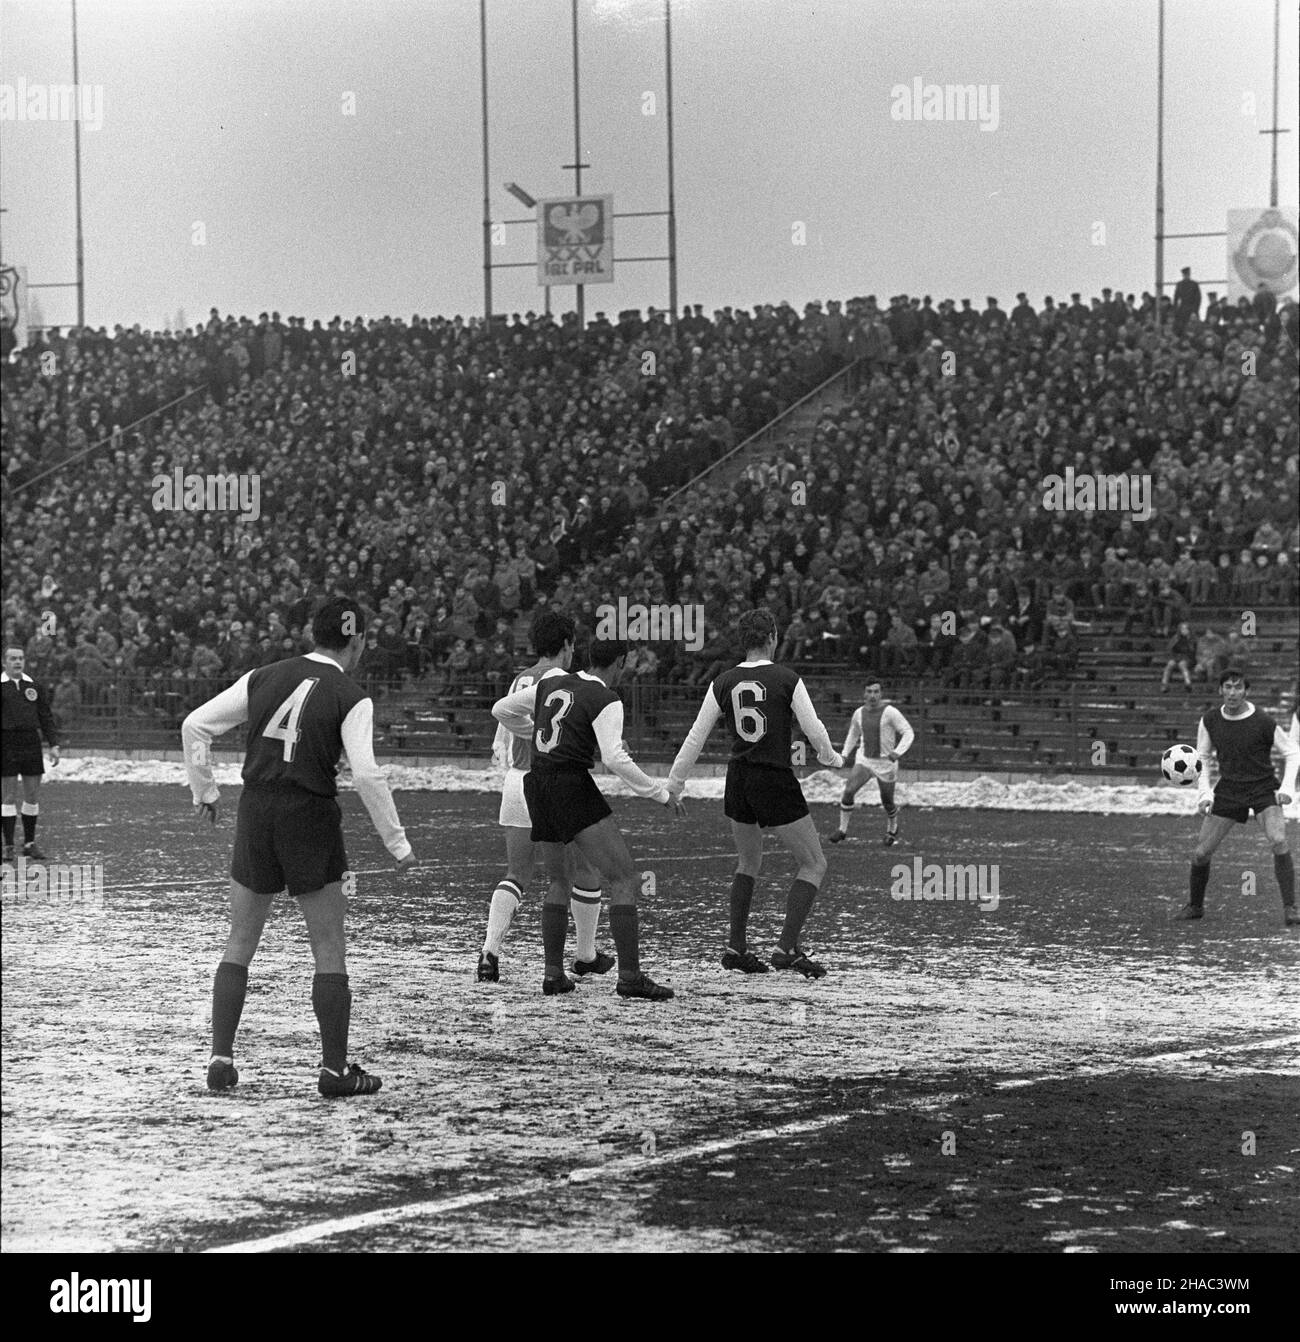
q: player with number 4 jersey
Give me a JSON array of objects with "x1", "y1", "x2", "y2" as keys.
[
  {"x1": 183, "y1": 596, "x2": 415, "y2": 1098},
  {"x1": 668, "y1": 609, "x2": 844, "y2": 978}
]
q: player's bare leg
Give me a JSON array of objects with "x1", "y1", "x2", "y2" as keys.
[
  {"x1": 480, "y1": 827, "x2": 532, "y2": 980},
  {"x1": 569, "y1": 849, "x2": 612, "y2": 975},
  {"x1": 878, "y1": 778, "x2": 901, "y2": 846},
  {"x1": 770, "y1": 815, "x2": 829, "y2": 977},
  {"x1": 207, "y1": 880, "x2": 275, "y2": 1091},
  {"x1": 1, "y1": 774, "x2": 17, "y2": 861},
  {"x1": 721, "y1": 820, "x2": 769, "y2": 970},
  {"x1": 1179, "y1": 814, "x2": 1236, "y2": 920},
  {"x1": 537, "y1": 840, "x2": 577, "y2": 993},
  {"x1": 831, "y1": 761, "x2": 872, "y2": 842},
  {"x1": 1256, "y1": 807, "x2": 1297, "y2": 925},
  {"x1": 570, "y1": 817, "x2": 672, "y2": 999},
  {"x1": 298, "y1": 879, "x2": 380, "y2": 1095}
]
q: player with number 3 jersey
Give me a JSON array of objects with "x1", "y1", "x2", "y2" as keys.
[
  {"x1": 668, "y1": 609, "x2": 844, "y2": 978},
  {"x1": 493, "y1": 636, "x2": 684, "y2": 1000}
]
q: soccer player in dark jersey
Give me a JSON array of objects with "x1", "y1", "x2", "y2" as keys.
[
  {"x1": 493, "y1": 637, "x2": 683, "y2": 1000},
  {"x1": 2, "y1": 645, "x2": 60, "y2": 862},
  {"x1": 667, "y1": 609, "x2": 844, "y2": 977},
  {"x1": 478, "y1": 610, "x2": 610, "y2": 983},
  {"x1": 183, "y1": 597, "x2": 416, "y2": 1095},
  {"x1": 829, "y1": 681, "x2": 915, "y2": 846},
  {"x1": 1179, "y1": 671, "x2": 1298, "y2": 926}
]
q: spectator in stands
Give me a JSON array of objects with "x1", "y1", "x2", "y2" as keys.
[
  {"x1": 986, "y1": 621, "x2": 1018, "y2": 699},
  {"x1": 947, "y1": 622, "x2": 989, "y2": 702},
  {"x1": 1193, "y1": 626, "x2": 1229, "y2": 683},
  {"x1": 1160, "y1": 622, "x2": 1196, "y2": 693}
]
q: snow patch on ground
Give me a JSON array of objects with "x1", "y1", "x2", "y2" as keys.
[{"x1": 45, "y1": 755, "x2": 1300, "y2": 817}]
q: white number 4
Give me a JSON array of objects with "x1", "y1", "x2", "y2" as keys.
[{"x1": 263, "y1": 679, "x2": 320, "y2": 762}]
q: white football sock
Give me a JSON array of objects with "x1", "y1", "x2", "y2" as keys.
[
  {"x1": 571, "y1": 887, "x2": 602, "y2": 961},
  {"x1": 483, "y1": 879, "x2": 522, "y2": 956},
  {"x1": 838, "y1": 803, "x2": 853, "y2": 834}
]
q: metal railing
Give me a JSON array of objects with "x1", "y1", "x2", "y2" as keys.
[{"x1": 50, "y1": 672, "x2": 1257, "y2": 776}]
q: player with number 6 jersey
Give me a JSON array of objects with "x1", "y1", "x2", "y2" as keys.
[
  {"x1": 183, "y1": 596, "x2": 415, "y2": 1098},
  {"x1": 668, "y1": 608, "x2": 844, "y2": 978}
]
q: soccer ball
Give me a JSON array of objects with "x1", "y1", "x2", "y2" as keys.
[{"x1": 1161, "y1": 743, "x2": 1201, "y2": 785}]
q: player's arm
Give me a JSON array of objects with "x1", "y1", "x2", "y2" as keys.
[
  {"x1": 341, "y1": 697, "x2": 413, "y2": 862},
  {"x1": 667, "y1": 685, "x2": 723, "y2": 794},
  {"x1": 841, "y1": 707, "x2": 861, "y2": 759},
  {"x1": 1195, "y1": 718, "x2": 1214, "y2": 810},
  {"x1": 36, "y1": 685, "x2": 60, "y2": 754},
  {"x1": 1272, "y1": 722, "x2": 1299, "y2": 801},
  {"x1": 885, "y1": 706, "x2": 915, "y2": 760},
  {"x1": 491, "y1": 683, "x2": 537, "y2": 739},
  {"x1": 592, "y1": 700, "x2": 673, "y2": 804},
  {"x1": 491, "y1": 721, "x2": 514, "y2": 769},
  {"x1": 792, "y1": 679, "x2": 843, "y2": 768},
  {"x1": 182, "y1": 672, "x2": 253, "y2": 809}
]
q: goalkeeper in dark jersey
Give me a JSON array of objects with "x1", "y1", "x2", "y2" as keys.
[
  {"x1": 183, "y1": 597, "x2": 417, "y2": 1096},
  {"x1": 1179, "y1": 670, "x2": 1298, "y2": 926},
  {"x1": 668, "y1": 609, "x2": 844, "y2": 976}
]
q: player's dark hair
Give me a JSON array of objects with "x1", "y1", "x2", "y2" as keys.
[
  {"x1": 588, "y1": 638, "x2": 627, "y2": 669},
  {"x1": 737, "y1": 608, "x2": 777, "y2": 652},
  {"x1": 531, "y1": 608, "x2": 576, "y2": 658},
  {"x1": 1218, "y1": 669, "x2": 1250, "y2": 688},
  {"x1": 312, "y1": 596, "x2": 365, "y2": 650}
]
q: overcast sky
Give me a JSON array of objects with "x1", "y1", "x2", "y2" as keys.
[{"x1": 1, "y1": 0, "x2": 1295, "y2": 330}]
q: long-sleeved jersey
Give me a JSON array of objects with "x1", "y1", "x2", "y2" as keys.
[
  {"x1": 1, "y1": 672, "x2": 59, "y2": 745},
  {"x1": 841, "y1": 702, "x2": 915, "y2": 761},
  {"x1": 668, "y1": 660, "x2": 842, "y2": 785},
  {"x1": 1195, "y1": 702, "x2": 1300, "y2": 801},
  {"x1": 182, "y1": 651, "x2": 411, "y2": 859},
  {"x1": 492, "y1": 668, "x2": 669, "y2": 803}
]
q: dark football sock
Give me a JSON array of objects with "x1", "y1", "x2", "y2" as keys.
[
  {"x1": 311, "y1": 972, "x2": 351, "y2": 1074},
  {"x1": 610, "y1": 904, "x2": 640, "y2": 978},
  {"x1": 729, "y1": 873, "x2": 755, "y2": 951},
  {"x1": 1189, "y1": 859, "x2": 1211, "y2": 909},
  {"x1": 541, "y1": 902, "x2": 568, "y2": 978},
  {"x1": 1, "y1": 812, "x2": 14, "y2": 848},
  {"x1": 778, "y1": 878, "x2": 819, "y2": 950},
  {"x1": 21, "y1": 807, "x2": 38, "y2": 843},
  {"x1": 211, "y1": 960, "x2": 249, "y2": 1059},
  {"x1": 1274, "y1": 853, "x2": 1295, "y2": 907}
]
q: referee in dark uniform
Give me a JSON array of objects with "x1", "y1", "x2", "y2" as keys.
[
  {"x1": 2, "y1": 645, "x2": 60, "y2": 862},
  {"x1": 1180, "y1": 670, "x2": 1299, "y2": 925},
  {"x1": 183, "y1": 597, "x2": 416, "y2": 1096}
]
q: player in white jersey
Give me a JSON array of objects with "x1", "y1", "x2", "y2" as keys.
[
  {"x1": 829, "y1": 681, "x2": 915, "y2": 846},
  {"x1": 477, "y1": 610, "x2": 611, "y2": 982}
]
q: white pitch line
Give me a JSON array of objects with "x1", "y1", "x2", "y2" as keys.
[
  {"x1": 202, "y1": 1033, "x2": 1300, "y2": 1253},
  {"x1": 995, "y1": 1033, "x2": 1300, "y2": 1089},
  {"x1": 204, "y1": 1111, "x2": 854, "y2": 1254}
]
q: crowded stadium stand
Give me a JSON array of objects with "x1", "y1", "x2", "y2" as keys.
[{"x1": 3, "y1": 287, "x2": 1297, "y2": 774}]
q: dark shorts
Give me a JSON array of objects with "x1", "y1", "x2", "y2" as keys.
[
  {"x1": 1, "y1": 732, "x2": 45, "y2": 778},
  {"x1": 231, "y1": 787, "x2": 348, "y2": 896},
  {"x1": 1210, "y1": 783, "x2": 1280, "y2": 824},
  {"x1": 524, "y1": 769, "x2": 612, "y2": 844},
  {"x1": 724, "y1": 759, "x2": 810, "y2": 828}
]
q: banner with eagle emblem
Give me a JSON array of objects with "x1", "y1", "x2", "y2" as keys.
[
  {"x1": 1226, "y1": 208, "x2": 1298, "y2": 303},
  {"x1": 0, "y1": 263, "x2": 28, "y2": 356},
  {"x1": 537, "y1": 195, "x2": 613, "y2": 286}
]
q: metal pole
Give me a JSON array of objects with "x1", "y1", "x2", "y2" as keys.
[
  {"x1": 572, "y1": 0, "x2": 584, "y2": 331},
  {"x1": 72, "y1": 0, "x2": 85, "y2": 327},
  {"x1": 1154, "y1": 0, "x2": 1165, "y2": 336},
  {"x1": 480, "y1": 0, "x2": 492, "y2": 324},
  {"x1": 665, "y1": 0, "x2": 678, "y2": 329},
  {"x1": 1269, "y1": 0, "x2": 1279, "y2": 207}
]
